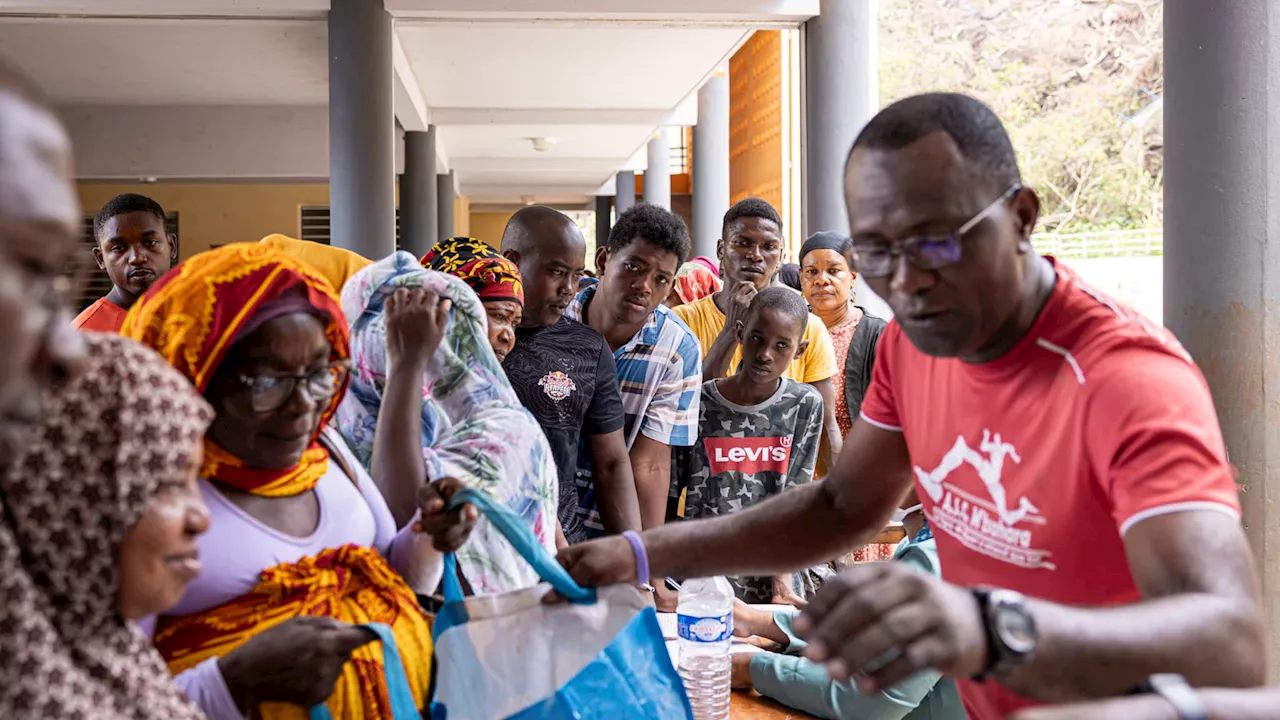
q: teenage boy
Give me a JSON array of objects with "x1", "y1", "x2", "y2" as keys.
[
  {"x1": 674, "y1": 198, "x2": 842, "y2": 471},
  {"x1": 500, "y1": 205, "x2": 642, "y2": 544},
  {"x1": 566, "y1": 204, "x2": 702, "y2": 608},
  {"x1": 674, "y1": 287, "x2": 824, "y2": 605},
  {"x1": 73, "y1": 193, "x2": 175, "y2": 332}
]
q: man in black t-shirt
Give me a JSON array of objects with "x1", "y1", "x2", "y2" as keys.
[{"x1": 500, "y1": 206, "x2": 642, "y2": 544}]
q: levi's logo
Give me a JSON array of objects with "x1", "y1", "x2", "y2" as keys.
[{"x1": 704, "y1": 436, "x2": 792, "y2": 475}]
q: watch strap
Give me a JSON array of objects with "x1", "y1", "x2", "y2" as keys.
[{"x1": 970, "y1": 588, "x2": 999, "y2": 680}]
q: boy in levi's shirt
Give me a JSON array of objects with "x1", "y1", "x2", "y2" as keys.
[{"x1": 673, "y1": 287, "x2": 824, "y2": 605}]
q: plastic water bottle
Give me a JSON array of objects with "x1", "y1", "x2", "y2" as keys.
[{"x1": 677, "y1": 576, "x2": 734, "y2": 719}]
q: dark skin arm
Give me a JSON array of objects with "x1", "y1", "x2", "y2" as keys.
[
  {"x1": 586, "y1": 428, "x2": 643, "y2": 534},
  {"x1": 561, "y1": 417, "x2": 1265, "y2": 702},
  {"x1": 702, "y1": 282, "x2": 758, "y2": 380},
  {"x1": 808, "y1": 377, "x2": 843, "y2": 472},
  {"x1": 1010, "y1": 687, "x2": 1280, "y2": 720},
  {"x1": 558, "y1": 420, "x2": 910, "y2": 586},
  {"x1": 795, "y1": 511, "x2": 1263, "y2": 703},
  {"x1": 631, "y1": 433, "x2": 680, "y2": 610},
  {"x1": 370, "y1": 288, "x2": 450, "y2": 528},
  {"x1": 629, "y1": 433, "x2": 671, "y2": 531}
]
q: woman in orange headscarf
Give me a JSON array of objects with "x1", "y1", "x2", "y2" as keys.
[{"x1": 123, "y1": 243, "x2": 473, "y2": 720}]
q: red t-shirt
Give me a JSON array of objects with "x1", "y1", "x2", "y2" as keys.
[
  {"x1": 859, "y1": 258, "x2": 1240, "y2": 719},
  {"x1": 71, "y1": 297, "x2": 128, "y2": 333}
]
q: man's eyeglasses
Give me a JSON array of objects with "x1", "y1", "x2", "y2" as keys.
[
  {"x1": 851, "y1": 184, "x2": 1022, "y2": 278},
  {"x1": 235, "y1": 360, "x2": 351, "y2": 413}
]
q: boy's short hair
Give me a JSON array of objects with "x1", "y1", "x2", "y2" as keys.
[
  {"x1": 746, "y1": 286, "x2": 809, "y2": 338},
  {"x1": 93, "y1": 193, "x2": 167, "y2": 241},
  {"x1": 722, "y1": 197, "x2": 783, "y2": 238},
  {"x1": 608, "y1": 203, "x2": 691, "y2": 265}
]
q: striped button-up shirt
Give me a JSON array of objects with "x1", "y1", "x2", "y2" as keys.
[{"x1": 567, "y1": 285, "x2": 702, "y2": 536}]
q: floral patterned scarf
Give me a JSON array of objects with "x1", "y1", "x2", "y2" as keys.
[{"x1": 337, "y1": 251, "x2": 557, "y2": 595}]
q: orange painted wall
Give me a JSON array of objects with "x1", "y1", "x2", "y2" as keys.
[{"x1": 729, "y1": 30, "x2": 784, "y2": 210}]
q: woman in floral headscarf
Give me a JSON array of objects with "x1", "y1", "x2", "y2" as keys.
[
  {"x1": 0, "y1": 333, "x2": 213, "y2": 720},
  {"x1": 339, "y1": 250, "x2": 558, "y2": 595}
]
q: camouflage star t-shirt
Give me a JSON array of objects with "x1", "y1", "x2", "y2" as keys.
[{"x1": 673, "y1": 377, "x2": 823, "y2": 601}]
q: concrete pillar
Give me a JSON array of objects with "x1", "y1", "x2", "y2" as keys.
[
  {"x1": 595, "y1": 195, "x2": 613, "y2": 249},
  {"x1": 804, "y1": 0, "x2": 890, "y2": 318},
  {"x1": 693, "y1": 71, "x2": 730, "y2": 259},
  {"x1": 400, "y1": 127, "x2": 438, "y2": 257},
  {"x1": 328, "y1": 0, "x2": 395, "y2": 259},
  {"x1": 437, "y1": 170, "x2": 455, "y2": 241},
  {"x1": 615, "y1": 171, "x2": 637, "y2": 214},
  {"x1": 644, "y1": 129, "x2": 671, "y2": 210},
  {"x1": 1165, "y1": 0, "x2": 1280, "y2": 680}
]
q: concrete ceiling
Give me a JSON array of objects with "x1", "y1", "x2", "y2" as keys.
[
  {"x1": 0, "y1": 0, "x2": 816, "y2": 205},
  {"x1": 0, "y1": 19, "x2": 328, "y2": 105},
  {"x1": 400, "y1": 20, "x2": 748, "y2": 203}
]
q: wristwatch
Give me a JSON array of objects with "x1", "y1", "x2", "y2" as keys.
[
  {"x1": 971, "y1": 587, "x2": 1038, "y2": 679},
  {"x1": 1128, "y1": 674, "x2": 1207, "y2": 720}
]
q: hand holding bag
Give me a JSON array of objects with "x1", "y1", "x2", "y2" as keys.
[{"x1": 429, "y1": 488, "x2": 694, "y2": 720}]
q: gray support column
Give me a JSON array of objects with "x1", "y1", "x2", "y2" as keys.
[
  {"x1": 615, "y1": 171, "x2": 636, "y2": 214},
  {"x1": 400, "y1": 127, "x2": 438, "y2": 257},
  {"x1": 644, "y1": 129, "x2": 671, "y2": 210},
  {"x1": 804, "y1": 0, "x2": 889, "y2": 318},
  {"x1": 693, "y1": 72, "x2": 730, "y2": 259},
  {"x1": 437, "y1": 170, "x2": 455, "y2": 241},
  {"x1": 1165, "y1": 0, "x2": 1280, "y2": 679},
  {"x1": 595, "y1": 195, "x2": 612, "y2": 248},
  {"x1": 328, "y1": 0, "x2": 395, "y2": 259}
]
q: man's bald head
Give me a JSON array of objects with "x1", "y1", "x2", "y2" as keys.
[
  {"x1": 498, "y1": 206, "x2": 587, "y2": 328},
  {"x1": 500, "y1": 205, "x2": 585, "y2": 256}
]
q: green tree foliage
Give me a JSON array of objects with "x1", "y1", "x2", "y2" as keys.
[{"x1": 879, "y1": 0, "x2": 1163, "y2": 233}]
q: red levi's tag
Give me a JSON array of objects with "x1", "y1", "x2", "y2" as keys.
[{"x1": 703, "y1": 436, "x2": 792, "y2": 476}]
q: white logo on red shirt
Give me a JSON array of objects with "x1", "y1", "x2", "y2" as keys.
[
  {"x1": 704, "y1": 436, "x2": 792, "y2": 476},
  {"x1": 914, "y1": 429, "x2": 1054, "y2": 570}
]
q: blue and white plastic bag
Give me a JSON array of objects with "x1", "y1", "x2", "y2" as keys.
[{"x1": 429, "y1": 488, "x2": 694, "y2": 720}]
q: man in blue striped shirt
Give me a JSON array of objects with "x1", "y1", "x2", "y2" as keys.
[{"x1": 567, "y1": 204, "x2": 703, "y2": 608}]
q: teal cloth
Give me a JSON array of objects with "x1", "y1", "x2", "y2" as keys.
[{"x1": 747, "y1": 536, "x2": 966, "y2": 720}]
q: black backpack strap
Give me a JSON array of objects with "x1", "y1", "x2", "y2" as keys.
[{"x1": 844, "y1": 309, "x2": 888, "y2": 421}]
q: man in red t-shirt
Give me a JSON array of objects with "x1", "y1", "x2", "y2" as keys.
[
  {"x1": 71, "y1": 193, "x2": 176, "y2": 332},
  {"x1": 556, "y1": 92, "x2": 1262, "y2": 718}
]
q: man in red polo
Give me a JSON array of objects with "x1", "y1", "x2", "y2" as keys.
[{"x1": 556, "y1": 93, "x2": 1262, "y2": 718}]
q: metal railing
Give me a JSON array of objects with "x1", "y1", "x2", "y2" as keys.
[{"x1": 1031, "y1": 228, "x2": 1162, "y2": 258}]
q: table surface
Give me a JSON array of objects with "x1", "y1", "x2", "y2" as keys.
[{"x1": 730, "y1": 690, "x2": 818, "y2": 719}]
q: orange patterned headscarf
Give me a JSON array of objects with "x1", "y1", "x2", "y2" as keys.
[{"x1": 121, "y1": 243, "x2": 351, "y2": 497}]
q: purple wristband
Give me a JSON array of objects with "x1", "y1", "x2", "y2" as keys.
[{"x1": 622, "y1": 530, "x2": 649, "y2": 588}]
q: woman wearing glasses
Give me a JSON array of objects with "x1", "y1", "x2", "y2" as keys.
[{"x1": 122, "y1": 244, "x2": 471, "y2": 720}]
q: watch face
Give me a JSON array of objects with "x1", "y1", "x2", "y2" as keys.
[{"x1": 995, "y1": 604, "x2": 1037, "y2": 654}]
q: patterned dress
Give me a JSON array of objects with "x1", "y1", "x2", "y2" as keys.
[{"x1": 825, "y1": 304, "x2": 896, "y2": 563}]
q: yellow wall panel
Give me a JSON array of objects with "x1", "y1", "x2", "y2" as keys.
[{"x1": 468, "y1": 211, "x2": 514, "y2": 248}]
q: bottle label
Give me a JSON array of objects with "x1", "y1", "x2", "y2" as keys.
[{"x1": 677, "y1": 612, "x2": 733, "y2": 643}]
